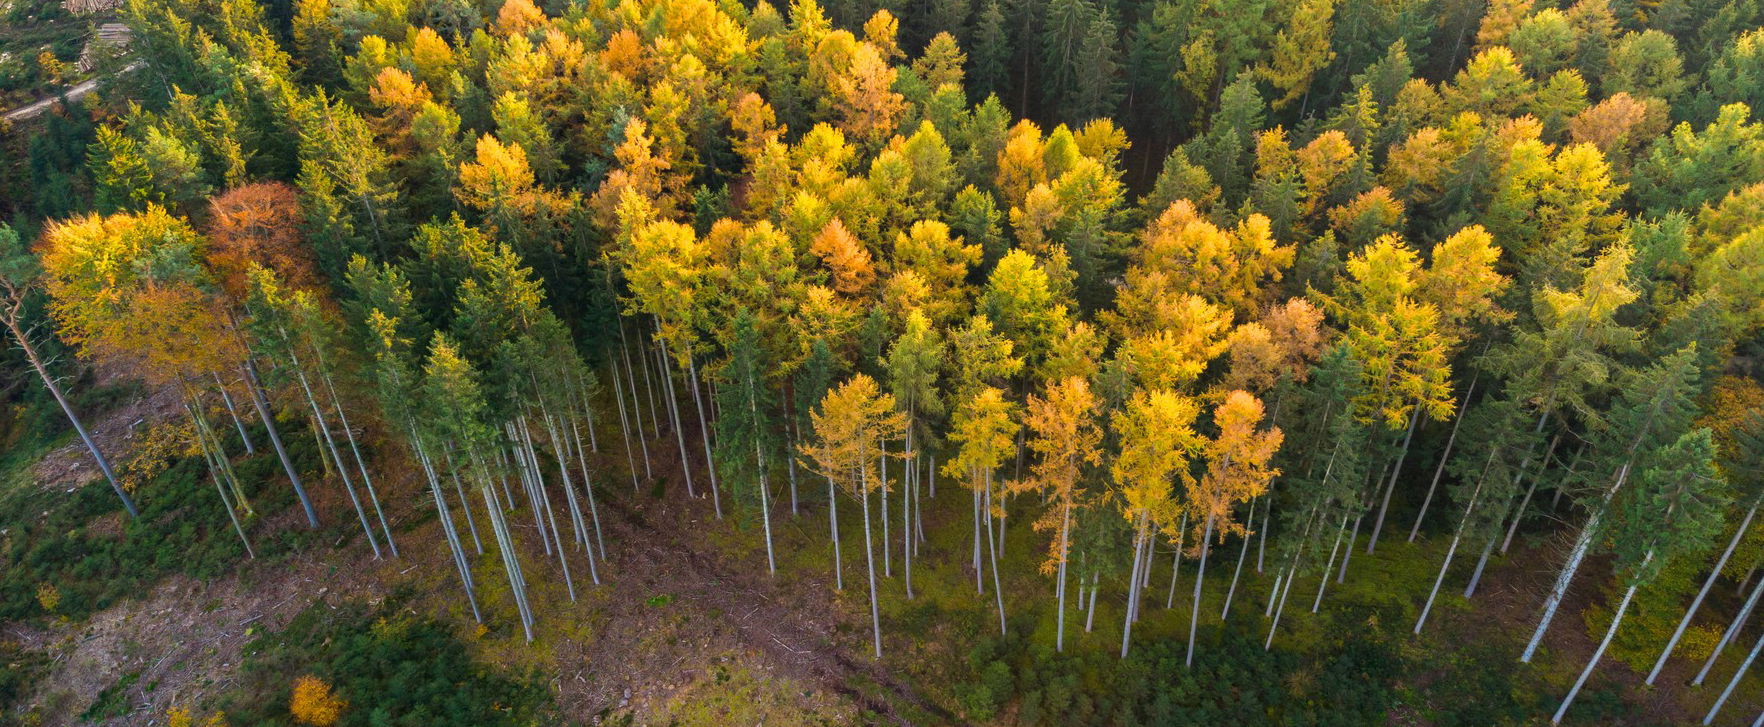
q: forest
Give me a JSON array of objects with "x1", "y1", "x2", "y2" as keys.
[{"x1": 0, "y1": 0, "x2": 1762, "y2": 722}]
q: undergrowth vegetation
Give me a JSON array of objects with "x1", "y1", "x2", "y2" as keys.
[{"x1": 216, "y1": 596, "x2": 555, "y2": 727}]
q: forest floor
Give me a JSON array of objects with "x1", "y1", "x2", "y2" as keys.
[{"x1": 4, "y1": 379, "x2": 1762, "y2": 726}]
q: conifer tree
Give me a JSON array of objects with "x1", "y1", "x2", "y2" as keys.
[
  {"x1": 1521, "y1": 345, "x2": 1705, "y2": 663},
  {"x1": 0, "y1": 224, "x2": 136, "y2": 516},
  {"x1": 1110, "y1": 388, "x2": 1201, "y2": 657},
  {"x1": 1019, "y1": 375, "x2": 1103, "y2": 652},
  {"x1": 1185, "y1": 391, "x2": 1281, "y2": 665},
  {"x1": 716, "y1": 313, "x2": 779, "y2": 574},
  {"x1": 946, "y1": 387, "x2": 1020, "y2": 635},
  {"x1": 800, "y1": 374, "x2": 907, "y2": 658}
]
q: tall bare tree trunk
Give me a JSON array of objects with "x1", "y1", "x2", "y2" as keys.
[{"x1": 243, "y1": 358, "x2": 319, "y2": 528}]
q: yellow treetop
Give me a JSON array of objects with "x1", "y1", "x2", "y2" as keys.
[
  {"x1": 810, "y1": 218, "x2": 876, "y2": 296},
  {"x1": 1136, "y1": 199, "x2": 1295, "y2": 318},
  {"x1": 1187, "y1": 391, "x2": 1283, "y2": 539},
  {"x1": 1020, "y1": 376, "x2": 1103, "y2": 574},
  {"x1": 290, "y1": 675, "x2": 346, "y2": 726},
  {"x1": 799, "y1": 374, "x2": 908, "y2": 498},
  {"x1": 1111, "y1": 388, "x2": 1203, "y2": 532},
  {"x1": 38, "y1": 207, "x2": 244, "y2": 385},
  {"x1": 944, "y1": 387, "x2": 1020, "y2": 494}
]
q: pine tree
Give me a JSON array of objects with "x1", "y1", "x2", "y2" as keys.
[{"x1": 1554, "y1": 428, "x2": 1727, "y2": 723}]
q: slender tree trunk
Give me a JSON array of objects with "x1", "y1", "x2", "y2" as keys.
[
  {"x1": 882, "y1": 449, "x2": 891, "y2": 577},
  {"x1": 630, "y1": 325, "x2": 661, "y2": 440},
  {"x1": 973, "y1": 482, "x2": 984, "y2": 593},
  {"x1": 917, "y1": 455, "x2": 928, "y2": 545},
  {"x1": 1464, "y1": 538, "x2": 1497, "y2": 598},
  {"x1": 212, "y1": 372, "x2": 254, "y2": 454},
  {"x1": 1258, "y1": 486, "x2": 1272, "y2": 572},
  {"x1": 1267, "y1": 559, "x2": 1304, "y2": 650},
  {"x1": 829, "y1": 470, "x2": 844, "y2": 590},
  {"x1": 1694, "y1": 571, "x2": 1764, "y2": 685},
  {"x1": 320, "y1": 370, "x2": 396, "y2": 557},
  {"x1": 507, "y1": 424, "x2": 551, "y2": 556},
  {"x1": 1167, "y1": 511, "x2": 1189, "y2": 608},
  {"x1": 522, "y1": 416, "x2": 576, "y2": 602},
  {"x1": 480, "y1": 470, "x2": 536, "y2": 642},
  {"x1": 1523, "y1": 442, "x2": 1646, "y2": 663},
  {"x1": 189, "y1": 397, "x2": 245, "y2": 500},
  {"x1": 1411, "y1": 377, "x2": 1477, "y2": 542},
  {"x1": 1368, "y1": 406, "x2": 1422, "y2": 553},
  {"x1": 1417, "y1": 448, "x2": 1497, "y2": 633},
  {"x1": 903, "y1": 429, "x2": 913, "y2": 598},
  {"x1": 413, "y1": 433, "x2": 481, "y2": 623},
  {"x1": 1554, "y1": 567, "x2": 1645, "y2": 725},
  {"x1": 1703, "y1": 622, "x2": 1764, "y2": 725},
  {"x1": 1222, "y1": 498, "x2": 1257, "y2": 619},
  {"x1": 581, "y1": 382, "x2": 598, "y2": 453},
  {"x1": 470, "y1": 450, "x2": 533, "y2": 634},
  {"x1": 188, "y1": 400, "x2": 253, "y2": 556},
  {"x1": 1268, "y1": 508, "x2": 1321, "y2": 649},
  {"x1": 1315, "y1": 515, "x2": 1348, "y2": 613},
  {"x1": 608, "y1": 356, "x2": 640, "y2": 491},
  {"x1": 1337, "y1": 514, "x2": 1362, "y2": 583},
  {"x1": 859, "y1": 449, "x2": 883, "y2": 658},
  {"x1": 685, "y1": 354, "x2": 721, "y2": 517},
  {"x1": 6, "y1": 324, "x2": 136, "y2": 516},
  {"x1": 549, "y1": 411, "x2": 599, "y2": 585},
  {"x1": 1269, "y1": 506, "x2": 1318, "y2": 617},
  {"x1": 1056, "y1": 500, "x2": 1072, "y2": 652},
  {"x1": 749, "y1": 376, "x2": 776, "y2": 576},
  {"x1": 242, "y1": 358, "x2": 319, "y2": 528},
  {"x1": 984, "y1": 470, "x2": 1006, "y2": 636},
  {"x1": 569, "y1": 414, "x2": 607, "y2": 562},
  {"x1": 1079, "y1": 568, "x2": 1093, "y2": 631},
  {"x1": 1521, "y1": 506, "x2": 1606, "y2": 662},
  {"x1": 1122, "y1": 511, "x2": 1149, "y2": 657},
  {"x1": 929, "y1": 454, "x2": 937, "y2": 498},
  {"x1": 617, "y1": 328, "x2": 653, "y2": 478},
  {"x1": 1503, "y1": 431, "x2": 1563, "y2": 554},
  {"x1": 1648, "y1": 503, "x2": 1760, "y2": 685},
  {"x1": 450, "y1": 447, "x2": 486, "y2": 554},
  {"x1": 1187, "y1": 513, "x2": 1216, "y2": 667},
  {"x1": 657, "y1": 337, "x2": 697, "y2": 498},
  {"x1": 291, "y1": 361, "x2": 380, "y2": 558}
]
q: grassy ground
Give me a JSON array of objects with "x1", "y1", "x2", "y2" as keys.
[{"x1": 4, "y1": 382, "x2": 1762, "y2": 725}]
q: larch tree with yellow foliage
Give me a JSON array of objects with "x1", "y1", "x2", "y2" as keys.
[
  {"x1": 1111, "y1": 388, "x2": 1202, "y2": 657},
  {"x1": 621, "y1": 215, "x2": 720, "y2": 515},
  {"x1": 800, "y1": 374, "x2": 906, "y2": 658},
  {"x1": 945, "y1": 386, "x2": 1019, "y2": 635},
  {"x1": 1019, "y1": 375, "x2": 1103, "y2": 652},
  {"x1": 1186, "y1": 391, "x2": 1282, "y2": 666}
]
